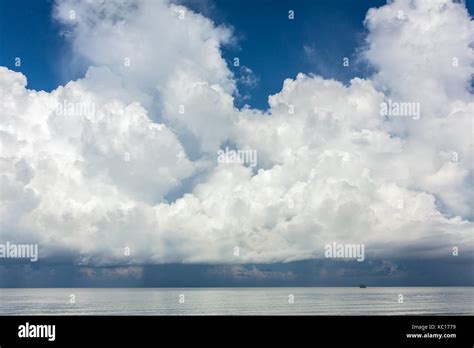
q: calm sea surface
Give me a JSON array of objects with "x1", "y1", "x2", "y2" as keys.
[{"x1": 1, "y1": 287, "x2": 472, "y2": 315}]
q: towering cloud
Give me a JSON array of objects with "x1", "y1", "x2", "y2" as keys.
[{"x1": 0, "y1": 0, "x2": 472, "y2": 265}]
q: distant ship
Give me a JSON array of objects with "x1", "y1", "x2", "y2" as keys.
[{"x1": 359, "y1": 284, "x2": 367, "y2": 288}]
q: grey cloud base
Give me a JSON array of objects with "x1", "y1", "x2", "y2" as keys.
[{"x1": 1, "y1": 258, "x2": 472, "y2": 287}]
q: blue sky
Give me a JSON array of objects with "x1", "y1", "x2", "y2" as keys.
[
  {"x1": 1, "y1": 0, "x2": 472, "y2": 109},
  {"x1": 1, "y1": 0, "x2": 473, "y2": 287},
  {"x1": 184, "y1": 0, "x2": 388, "y2": 108},
  {"x1": 5, "y1": 0, "x2": 465, "y2": 109}
]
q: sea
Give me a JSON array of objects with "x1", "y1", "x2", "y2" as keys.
[{"x1": 1, "y1": 287, "x2": 472, "y2": 315}]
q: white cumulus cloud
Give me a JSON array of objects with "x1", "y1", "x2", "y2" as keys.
[{"x1": 0, "y1": 0, "x2": 472, "y2": 265}]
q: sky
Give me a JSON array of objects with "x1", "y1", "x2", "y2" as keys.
[
  {"x1": 3, "y1": 0, "x2": 399, "y2": 109},
  {"x1": 0, "y1": 0, "x2": 473, "y2": 287}
]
